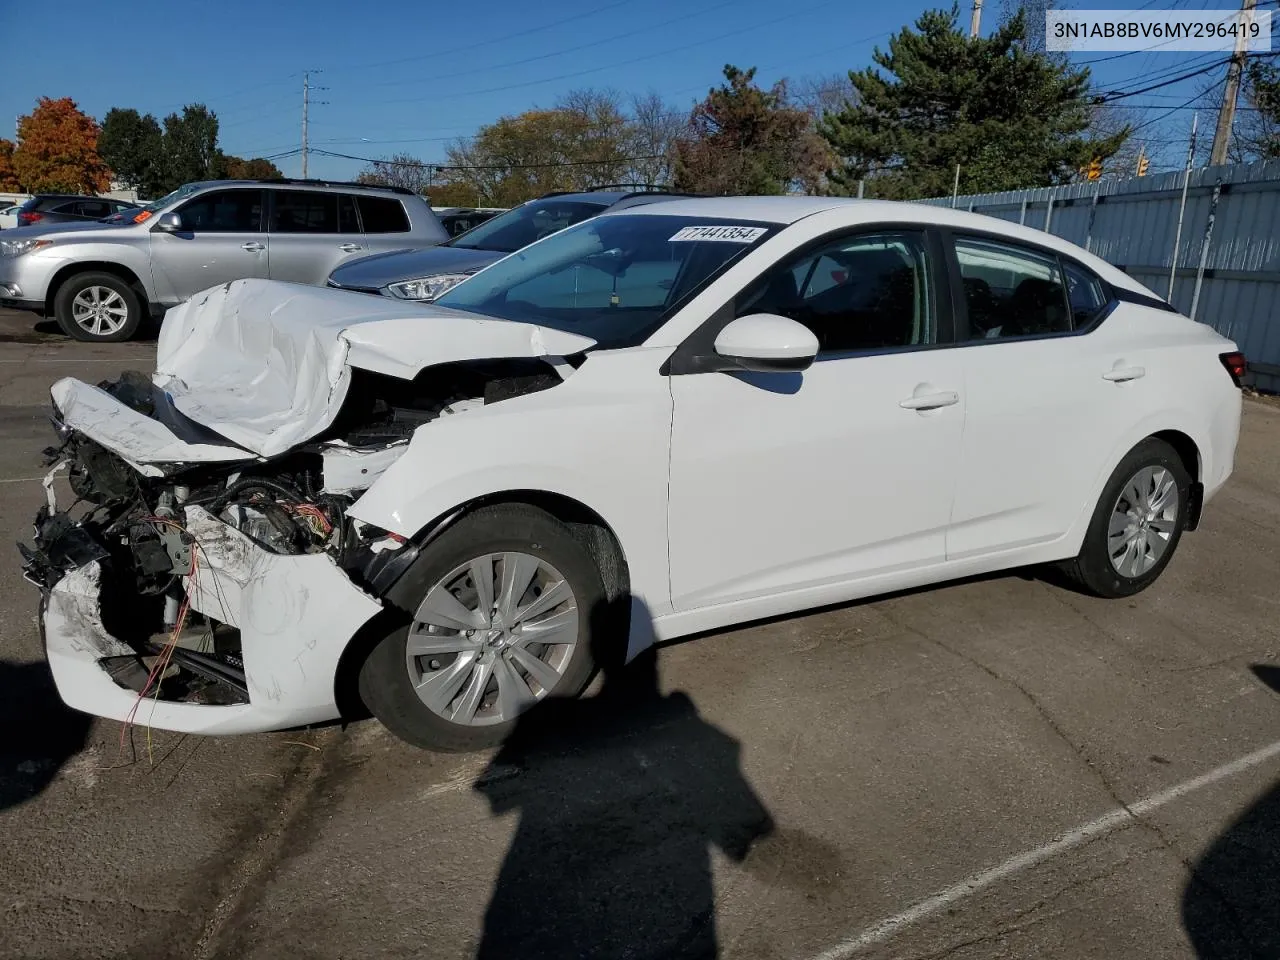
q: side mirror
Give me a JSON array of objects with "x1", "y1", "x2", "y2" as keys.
[
  {"x1": 712, "y1": 313, "x2": 819, "y2": 373},
  {"x1": 154, "y1": 212, "x2": 183, "y2": 233}
]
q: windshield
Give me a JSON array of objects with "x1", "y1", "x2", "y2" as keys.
[
  {"x1": 449, "y1": 199, "x2": 607, "y2": 253},
  {"x1": 139, "y1": 182, "x2": 203, "y2": 215},
  {"x1": 436, "y1": 213, "x2": 777, "y2": 350}
]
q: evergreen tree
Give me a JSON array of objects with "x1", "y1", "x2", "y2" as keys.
[{"x1": 820, "y1": 5, "x2": 1127, "y2": 199}]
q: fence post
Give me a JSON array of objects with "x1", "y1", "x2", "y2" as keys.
[
  {"x1": 1084, "y1": 183, "x2": 1101, "y2": 252},
  {"x1": 1018, "y1": 198, "x2": 1027, "y2": 225},
  {"x1": 1044, "y1": 190, "x2": 1055, "y2": 232},
  {"x1": 856, "y1": 180, "x2": 865, "y2": 199},
  {"x1": 1168, "y1": 113, "x2": 1198, "y2": 301},
  {"x1": 951, "y1": 164, "x2": 961, "y2": 208},
  {"x1": 1189, "y1": 178, "x2": 1223, "y2": 323}
]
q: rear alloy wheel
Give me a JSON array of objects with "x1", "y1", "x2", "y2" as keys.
[
  {"x1": 53, "y1": 272, "x2": 143, "y2": 342},
  {"x1": 1062, "y1": 438, "x2": 1191, "y2": 598},
  {"x1": 358, "y1": 505, "x2": 605, "y2": 751}
]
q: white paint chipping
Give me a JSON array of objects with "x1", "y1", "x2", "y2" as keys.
[{"x1": 809, "y1": 738, "x2": 1280, "y2": 959}]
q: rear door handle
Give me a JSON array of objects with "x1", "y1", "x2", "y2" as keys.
[
  {"x1": 1102, "y1": 366, "x2": 1145, "y2": 382},
  {"x1": 339, "y1": 243, "x2": 364, "y2": 253},
  {"x1": 241, "y1": 241, "x2": 265, "y2": 252},
  {"x1": 899, "y1": 390, "x2": 959, "y2": 411}
]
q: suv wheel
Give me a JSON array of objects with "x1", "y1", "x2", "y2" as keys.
[{"x1": 53, "y1": 272, "x2": 144, "y2": 342}]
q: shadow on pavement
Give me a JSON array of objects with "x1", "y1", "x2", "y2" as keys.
[
  {"x1": 472, "y1": 596, "x2": 780, "y2": 960},
  {"x1": 0, "y1": 659, "x2": 91, "y2": 811},
  {"x1": 1181, "y1": 663, "x2": 1280, "y2": 959}
]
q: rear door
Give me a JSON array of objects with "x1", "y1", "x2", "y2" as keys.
[
  {"x1": 149, "y1": 188, "x2": 269, "y2": 302},
  {"x1": 944, "y1": 232, "x2": 1138, "y2": 559},
  {"x1": 356, "y1": 194, "x2": 414, "y2": 255},
  {"x1": 265, "y1": 190, "x2": 367, "y2": 285}
]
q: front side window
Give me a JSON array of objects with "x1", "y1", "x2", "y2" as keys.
[
  {"x1": 450, "y1": 199, "x2": 607, "y2": 253},
  {"x1": 270, "y1": 190, "x2": 338, "y2": 233},
  {"x1": 176, "y1": 189, "x2": 264, "y2": 232},
  {"x1": 955, "y1": 237, "x2": 1070, "y2": 340},
  {"x1": 436, "y1": 214, "x2": 776, "y2": 350},
  {"x1": 735, "y1": 232, "x2": 935, "y2": 354}
]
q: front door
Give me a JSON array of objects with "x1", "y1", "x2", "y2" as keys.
[
  {"x1": 150, "y1": 188, "x2": 268, "y2": 303},
  {"x1": 666, "y1": 229, "x2": 966, "y2": 612}
]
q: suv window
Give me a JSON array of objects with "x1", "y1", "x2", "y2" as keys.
[
  {"x1": 51, "y1": 201, "x2": 82, "y2": 214},
  {"x1": 357, "y1": 196, "x2": 409, "y2": 233},
  {"x1": 177, "y1": 189, "x2": 265, "y2": 232},
  {"x1": 338, "y1": 194, "x2": 360, "y2": 233},
  {"x1": 78, "y1": 200, "x2": 111, "y2": 218},
  {"x1": 1063, "y1": 261, "x2": 1108, "y2": 328},
  {"x1": 956, "y1": 237, "x2": 1070, "y2": 340},
  {"x1": 271, "y1": 190, "x2": 339, "y2": 233},
  {"x1": 735, "y1": 231, "x2": 935, "y2": 354}
]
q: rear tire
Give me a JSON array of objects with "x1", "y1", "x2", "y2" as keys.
[
  {"x1": 53, "y1": 272, "x2": 144, "y2": 342},
  {"x1": 358, "y1": 505, "x2": 606, "y2": 752},
  {"x1": 1061, "y1": 438, "x2": 1191, "y2": 598}
]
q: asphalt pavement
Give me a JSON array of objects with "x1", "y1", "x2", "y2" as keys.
[{"x1": 1, "y1": 306, "x2": 1279, "y2": 960}]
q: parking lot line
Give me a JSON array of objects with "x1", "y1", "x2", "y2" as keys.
[
  {"x1": 809, "y1": 737, "x2": 1280, "y2": 959},
  {"x1": 0, "y1": 357, "x2": 154, "y2": 363},
  {"x1": 0, "y1": 476, "x2": 44, "y2": 484}
]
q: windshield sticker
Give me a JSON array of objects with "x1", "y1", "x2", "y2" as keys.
[{"x1": 668, "y1": 225, "x2": 768, "y2": 243}]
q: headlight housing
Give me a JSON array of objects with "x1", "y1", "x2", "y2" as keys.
[
  {"x1": 385, "y1": 273, "x2": 471, "y2": 301},
  {"x1": 0, "y1": 238, "x2": 52, "y2": 258}
]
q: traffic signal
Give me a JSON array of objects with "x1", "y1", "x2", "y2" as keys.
[
  {"x1": 1137, "y1": 153, "x2": 1149, "y2": 177},
  {"x1": 1086, "y1": 157, "x2": 1103, "y2": 181}
]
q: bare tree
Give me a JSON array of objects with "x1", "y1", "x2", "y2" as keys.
[
  {"x1": 627, "y1": 91, "x2": 685, "y2": 187},
  {"x1": 356, "y1": 152, "x2": 435, "y2": 194},
  {"x1": 792, "y1": 73, "x2": 857, "y2": 121}
]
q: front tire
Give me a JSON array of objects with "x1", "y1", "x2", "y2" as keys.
[
  {"x1": 358, "y1": 505, "x2": 606, "y2": 751},
  {"x1": 53, "y1": 272, "x2": 144, "y2": 342},
  {"x1": 1062, "y1": 438, "x2": 1191, "y2": 598}
]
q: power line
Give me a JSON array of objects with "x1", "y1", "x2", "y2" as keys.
[
  {"x1": 380, "y1": 0, "x2": 854, "y2": 107},
  {"x1": 310, "y1": 148, "x2": 666, "y2": 171},
  {"x1": 370, "y1": 0, "x2": 741, "y2": 90}
]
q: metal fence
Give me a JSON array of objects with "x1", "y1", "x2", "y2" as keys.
[{"x1": 919, "y1": 159, "x2": 1280, "y2": 392}]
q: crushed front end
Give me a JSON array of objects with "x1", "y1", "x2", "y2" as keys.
[{"x1": 18, "y1": 373, "x2": 394, "y2": 734}]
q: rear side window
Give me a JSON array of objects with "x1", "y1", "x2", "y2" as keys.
[
  {"x1": 78, "y1": 200, "x2": 110, "y2": 218},
  {"x1": 176, "y1": 190, "x2": 265, "y2": 232},
  {"x1": 271, "y1": 190, "x2": 339, "y2": 233},
  {"x1": 955, "y1": 237, "x2": 1070, "y2": 340},
  {"x1": 51, "y1": 201, "x2": 82, "y2": 214},
  {"x1": 1063, "y1": 261, "x2": 1108, "y2": 328},
  {"x1": 357, "y1": 196, "x2": 409, "y2": 233}
]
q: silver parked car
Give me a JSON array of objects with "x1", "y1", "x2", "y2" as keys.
[{"x1": 0, "y1": 179, "x2": 449, "y2": 342}]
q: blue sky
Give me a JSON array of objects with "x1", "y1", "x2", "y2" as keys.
[{"x1": 0, "y1": 0, "x2": 1246, "y2": 183}]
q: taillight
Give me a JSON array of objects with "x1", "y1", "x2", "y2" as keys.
[
  {"x1": 18, "y1": 212, "x2": 42, "y2": 224},
  {"x1": 1219, "y1": 351, "x2": 1248, "y2": 387}
]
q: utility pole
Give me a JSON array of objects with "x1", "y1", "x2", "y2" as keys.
[
  {"x1": 1210, "y1": 0, "x2": 1256, "y2": 166},
  {"x1": 969, "y1": 0, "x2": 983, "y2": 37},
  {"x1": 1168, "y1": 113, "x2": 1198, "y2": 301},
  {"x1": 302, "y1": 71, "x2": 311, "y2": 178}
]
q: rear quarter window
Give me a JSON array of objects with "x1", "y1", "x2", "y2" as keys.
[{"x1": 357, "y1": 196, "x2": 410, "y2": 234}]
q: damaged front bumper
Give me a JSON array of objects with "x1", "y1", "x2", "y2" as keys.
[{"x1": 25, "y1": 476, "x2": 383, "y2": 736}]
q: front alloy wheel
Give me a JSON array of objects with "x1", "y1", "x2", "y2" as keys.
[
  {"x1": 358, "y1": 504, "x2": 606, "y2": 751},
  {"x1": 405, "y1": 552, "x2": 579, "y2": 727}
]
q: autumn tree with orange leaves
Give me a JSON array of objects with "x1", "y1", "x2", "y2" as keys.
[
  {"x1": 12, "y1": 97, "x2": 111, "y2": 194},
  {"x1": 0, "y1": 140, "x2": 20, "y2": 191}
]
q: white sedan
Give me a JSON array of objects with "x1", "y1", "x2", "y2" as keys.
[{"x1": 21, "y1": 197, "x2": 1245, "y2": 751}]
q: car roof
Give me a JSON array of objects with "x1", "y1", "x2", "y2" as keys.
[
  {"x1": 182, "y1": 179, "x2": 419, "y2": 197},
  {"x1": 605, "y1": 195, "x2": 1151, "y2": 296}
]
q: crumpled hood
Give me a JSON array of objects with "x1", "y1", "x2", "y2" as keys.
[
  {"x1": 327, "y1": 244, "x2": 503, "y2": 291},
  {"x1": 152, "y1": 278, "x2": 594, "y2": 458}
]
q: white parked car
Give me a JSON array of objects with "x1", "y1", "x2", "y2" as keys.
[
  {"x1": 21, "y1": 197, "x2": 1245, "y2": 751},
  {"x1": 0, "y1": 203, "x2": 22, "y2": 229}
]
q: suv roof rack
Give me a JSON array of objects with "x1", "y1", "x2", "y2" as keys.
[{"x1": 248, "y1": 178, "x2": 418, "y2": 196}]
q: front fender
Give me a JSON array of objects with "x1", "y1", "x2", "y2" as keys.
[{"x1": 346, "y1": 349, "x2": 675, "y2": 616}]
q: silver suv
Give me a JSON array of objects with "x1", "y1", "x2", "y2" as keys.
[{"x1": 0, "y1": 179, "x2": 448, "y2": 342}]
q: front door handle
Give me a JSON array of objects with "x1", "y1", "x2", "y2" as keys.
[
  {"x1": 899, "y1": 390, "x2": 959, "y2": 411},
  {"x1": 241, "y1": 241, "x2": 265, "y2": 252},
  {"x1": 339, "y1": 242, "x2": 364, "y2": 253},
  {"x1": 1102, "y1": 365, "x2": 1146, "y2": 382}
]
